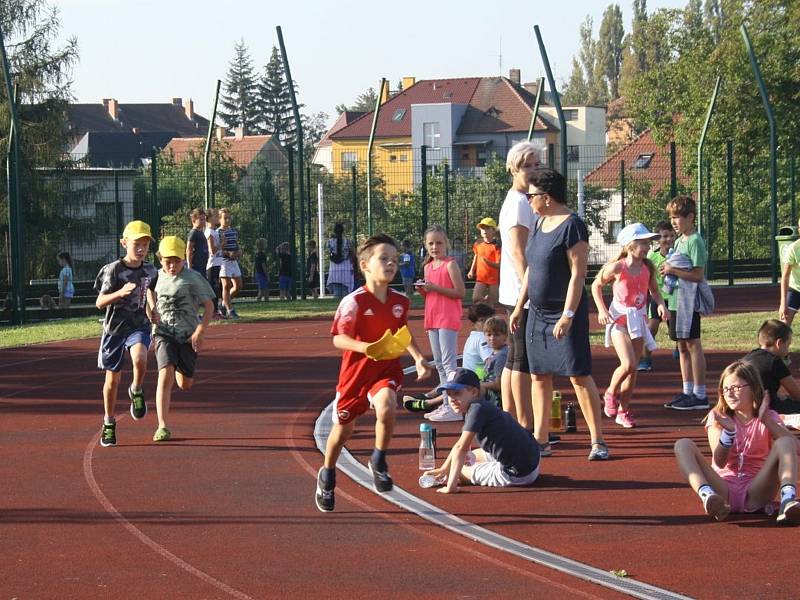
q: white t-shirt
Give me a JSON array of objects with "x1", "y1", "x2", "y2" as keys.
[
  {"x1": 204, "y1": 227, "x2": 224, "y2": 268},
  {"x1": 462, "y1": 330, "x2": 492, "y2": 372},
  {"x1": 498, "y1": 188, "x2": 536, "y2": 306}
]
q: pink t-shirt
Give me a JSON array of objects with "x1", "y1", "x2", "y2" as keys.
[
  {"x1": 612, "y1": 261, "x2": 650, "y2": 309},
  {"x1": 705, "y1": 410, "x2": 780, "y2": 480},
  {"x1": 423, "y1": 257, "x2": 462, "y2": 331}
]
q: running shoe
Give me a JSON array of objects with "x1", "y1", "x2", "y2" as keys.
[
  {"x1": 228, "y1": 309, "x2": 240, "y2": 320},
  {"x1": 403, "y1": 396, "x2": 428, "y2": 413},
  {"x1": 538, "y1": 442, "x2": 552, "y2": 457},
  {"x1": 703, "y1": 493, "x2": 731, "y2": 521},
  {"x1": 425, "y1": 402, "x2": 462, "y2": 422},
  {"x1": 670, "y1": 394, "x2": 710, "y2": 411},
  {"x1": 128, "y1": 385, "x2": 147, "y2": 420},
  {"x1": 615, "y1": 410, "x2": 636, "y2": 428},
  {"x1": 368, "y1": 461, "x2": 393, "y2": 493},
  {"x1": 664, "y1": 392, "x2": 693, "y2": 408},
  {"x1": 777, "y1": 497, "x2": 800, "y2": 525},
  {"x1": 100, "y1": 422, "x2": 116, "y2": 447},
  {"x1": 548, "y1": 433, "x2": 561, "y2": 445},
  {"x1": 603, "y1": 390, "x2": 619, "y2": 418},
  {"x1": 315, "y1": 468, "x2": 335, "y2": 512},
  {"x1": 152, "y1": 427, "x2": 172, "y2": 442},
  {"x1": 588, "y1": 441, "x2": 610, "y2": 461},
  {"x1": 637, "y1": 357, "x2": 652, "y2": 372}
]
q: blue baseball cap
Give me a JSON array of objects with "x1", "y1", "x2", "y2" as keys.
[{"x1": 436, "y1": 368, "x2": 481, "y2": 393}]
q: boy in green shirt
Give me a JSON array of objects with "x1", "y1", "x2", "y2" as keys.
[
  {"x1": 779, "y1": 218, "x2": 800, "y2": 325},
  {"x1": 662, "y1": 196, "x2": 709, "y2": 411},
  {"x1": 639, "y1": 220, "x2": 675, "y2": 372},
  {"x1": 152, "y1": 236, "x2": 215, "y2": 442}
]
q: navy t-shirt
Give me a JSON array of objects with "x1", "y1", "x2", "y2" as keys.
[
  {"x1": 463, "y1": 400, "x2": 538, "y2": 477},
  {"x1": 526, "y1": 213, "x2": 589, "y2": 310},
  {"x1": 94, "y1": 259, "x2": 158, "y2": 336},
  {"x1": 187, "y1": 228, "x2": 209, "y2": 274}
]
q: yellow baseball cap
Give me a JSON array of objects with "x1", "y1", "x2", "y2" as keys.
[
  {"x1": 122, "y1": 220, "x2": 152, "y2": 240},
  {"x1": 477, "y1": 217, "x2": 497, "y2": 229},
  {"x1": 158, "y1": 236, "x2": 186, "y2": 259}
]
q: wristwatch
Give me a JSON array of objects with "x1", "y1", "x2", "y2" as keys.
[{"x1": 563, "y1": 309, "x2": 576, "y2": 319}]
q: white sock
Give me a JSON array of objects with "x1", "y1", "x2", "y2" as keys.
[
  {"x1": 693, "y1": 384, "x2": 707, "y2": 399},
  {"x1": 781, "y1": 484, "x2": 797, "y2": 502},
  {"x1": 698, "y1": 484, "x2": 714, "y2": 501},
  {"x1": 104, "y1": 416, "x2": 115, "y2": 425},
  {"x1": 683, "y1": 381, "x2": 693, "y2": 395}
]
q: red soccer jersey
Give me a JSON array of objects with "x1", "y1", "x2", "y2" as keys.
[{"x1": 330, "y1": 287, "x2": 410, "y2": 422}]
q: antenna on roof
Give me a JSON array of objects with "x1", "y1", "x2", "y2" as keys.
[{"x1": 498, "y1": 35, "x2": 503, "y2": 74}]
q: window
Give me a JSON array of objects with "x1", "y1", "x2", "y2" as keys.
[
  {"x1": 633, "y1": 153, "x2": 654, "y2": 169},
  {"x1": 608, "y1": 220, "x2": 622, "y2": 240},
  {"x1": 95, "y1": 203, "x2": 117, "y2": 236},
  {"x1": 389, "y1": 154, "x2": 397, "y2": 162},
  {"x1": 392, "y1": 108, "x2": 406, "y2": 122},
  {"x1": 400, "y1": 154, "x2": 408, "y2": 162},
  {"x1": 341, "y1": 152, "x2": 357, "y2": 171},
  {"x1": 567, "y1": 145, "x2": 580, "y2": 162},
  {"x1": 423, "y1": 122, "x2": 440, "y2": 148},
  {"x1": 563, "y1": 109, "x2": 579, "y2": 121}
]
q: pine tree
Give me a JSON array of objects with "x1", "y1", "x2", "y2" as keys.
[
  {"x1": 219, "y1": 39, "x2": 262, "y2": 133},
  {"x1": 258, "y1": 46, "x2": 294, "y2": 145}
]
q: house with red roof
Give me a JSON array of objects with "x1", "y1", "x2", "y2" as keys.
[{"x1": 318, "y1": 71, "x2": 608, "y2": 193}]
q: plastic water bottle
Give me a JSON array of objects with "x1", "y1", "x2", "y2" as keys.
[
  {"x1": 564, "y1": 402, "x2": 577, "y2": 433},
  {"x1": 418, "y1": 423, "x2": 435, "y2": 470},
  {"x1": 418, "y1": 473, "x2": 447, "y2": 488},
  {"x1": 663, "y1": 249, "x2": 678, "y2": 294},
  {"x1": 550, "y1": 391, "x2": 562, "y2": 431}
]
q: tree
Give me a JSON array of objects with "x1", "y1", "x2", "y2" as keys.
[
  {"x1": 562, "y1": 57, "x2": 588, "y2": 105},
  {"x1": 619, "y1": 0, "x2": 649, "y2": 96},
  {"x1": 219, "y1": 39, "x2": 262, "y2": 133},
  {"x1": 596, "y1": 4, "x2": 625, "y2": 100},
  {"x1": 301, "y1": 111, "x2": 329, "y2": 163},
  {"x1": 258, "y1": 46, "x2": 294, "y2": 145},
  {"x1": 335, "y1": 87, "x2": 378, "y2": 114}
]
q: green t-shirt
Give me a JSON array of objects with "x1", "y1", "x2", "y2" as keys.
[
  {"x1": 783, "y1": 238, "x2": 800, "y2": 292},
  {"x1": 647, "y1": 248, "x2": 671, "y2": 302},
  {"x1": 155, "y1": 267, "x2": 215, "y2": 343},
  {"x1": 667, "y1": 231, "x2": 707, "y2": 311}
]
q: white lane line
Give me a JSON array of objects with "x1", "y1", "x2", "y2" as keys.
[{"x1": 314, "y1": 402, "x2": 693, "y2": 600}]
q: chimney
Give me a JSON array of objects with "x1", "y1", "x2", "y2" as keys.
[
  {"x1": 380, "y1": 80, "x2": 390, "y2": 105},
  {"x1": 172, "y1": 97, "x2": 182, "y2": 106},
  {"x1": 103, "y1": 98, "x2": 119, "y2": 121},
  {"x1": 402, "y1": 76, "x2": 416, "y2": 91},
  {"x1": 234, "y1": 125, "x2": 245, "y2": 140},
  {"x1": 215, "y1": 126, "x2": 226, "y2": 141},
  {"x1": 509, "y1": 69, "x2": 521, "y2": 85},
  {"x1": 184, "y1": 98, "x2": 194, "y2": 120}
]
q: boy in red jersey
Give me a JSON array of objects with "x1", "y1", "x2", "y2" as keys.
[{"x1": 316, "y1": 233, "x2": 431, "y2": 512}]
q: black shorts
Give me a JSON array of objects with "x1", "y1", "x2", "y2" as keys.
[
  {"x1": 647, "y1": 299, "x2": 660, "y2": 321},
  {"x1": 502, "y1": 304, "x2": 530, "y2": 373},
  {"x1": 155, "y1": 335, "x2": 198, "y2": 378},
  {"x1": 668, "y1": 310, "x2": 701, "y2": 341},
  {"x1": 787, "y1": 288, "x2": 800, "y2": 312}
]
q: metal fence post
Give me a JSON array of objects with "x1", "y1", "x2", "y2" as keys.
[
  {"x1": 299, "y1": 157, "x2": 306, "y2": 299},
  {"x1": 443, "y1": 163, "x2": 450, "y2": 234},
  {"x1": 351, "y1": 165, "x2": 358, "y2": 245},
  {"x1": 706, "y1": 158, "x2": 713, "y2": 280},
  {"x1": 150, "y1": 148, "x2": 159, "y2": 241},
  {"x1": 421, "y1": 145, "x2": 429, "y2": 232},
  {"x1": 306, "y1": 166, "x2": 312, "y2": 240},
  {"x1": 620, "y1": 159, "x2": 626, "y2": 227},
  {"x1": 114, "y1": 170, "x2": 122, "y2": 258},
  {"x1": 791, "y1": 156, "x2": 796, "y2": 226},
  {"x1": 726, "y1": 141, "x2": 734, "y2": 286},
  {"x1": 670, "y1": 141, "x2": 677, "y2": 199},
  {"x1": 547, "y1": 144, "x2": 555, "y2": 169},
  {"x1": 287, "y1": 146, "x2": 296, "y2": 299}
]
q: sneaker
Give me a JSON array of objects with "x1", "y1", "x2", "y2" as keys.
[
  {"x1": 615, "y1": 410, "x2": 636, "y2": 428},
  {"x1": 128, "y1": 385, "x2": 147, "y2": 420},
  {"x1": 664, "y1": 392, "x2": 692, "y2": 408},
  {"x1": 315, "y1": 468, "x2": 335, "y2": 512},
  {"x1": 776, "y1": 497, "x2": 800, "y2": 525},
  {"x1": 548, "y1": 433, "x2": 561, "y2": 445},
  {"x1": 637, "y1": 357, "x2": 652, "y2": 372},
  {"x1": 218, "y1": 306, "x2": 228, "y2": 319},
  {"x1": 588, "y1": 441, "x2": 610, "y2": 461},
  {"x1": 403, "y1": 396, "x2": 428, "y2": 413},
  {"x1": 538, "y1": 442, "x2": 552, "y2": 457},
  {"x1": 228, "y1": 309, "x2": 240, "y2": 320},
  {"x1": 425, "y1": 402, "x2": 463, "y2": 422},
  {"x1": 152, "y1": 427, "x2": 171, "y2": 442},
  {"x1": 100, "y1": 422, "x2": 116, "y2": 447},
  {"x1": 670, "y1": 394, "x2": 710, "y2": 411},
  {"x1": 603, "y1": 391, "x2": 619, "y2": 418},
  {"x1": 368, "y1": 461, "x2": 393, "y2": 493},
  {"x1": 703, "y1": 493, "x2": 731, "y2": 521}
]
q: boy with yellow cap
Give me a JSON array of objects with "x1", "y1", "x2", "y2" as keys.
[
  {"x1": 94, "y1": 220, "x2": 159, "y2": 447},
  {"x1": 152, "y1": 236, "x2": 215, "y2": 442},
  {"x1": 468, "y1": 217, "x2": 501, "y2": 306}
]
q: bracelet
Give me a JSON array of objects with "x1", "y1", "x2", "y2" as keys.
[{"x1": 719, "y1": 428, "x2": 735, "y2": 448}]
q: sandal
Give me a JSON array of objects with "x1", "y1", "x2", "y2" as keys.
[
  {"x1": 152, "y1": 427, "x2": 172, "y2": 442},
  {"x1": 588, "y1": 441, "x2": 609, "y2": 461}
]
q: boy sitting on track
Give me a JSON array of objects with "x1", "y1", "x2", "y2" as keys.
[
  {"x1": 422, "y1": 368, "x2": 540, "y2": 492},
  {"x1": 151, "y1": 236, "x2": 215, "y2": 442},
  {"x1": 95, "y1": 220, "x2": 159, "y2": 448},
  {"x1": 743, "y1": 319, "x2": 800, "y2": 416},
  {"x1": 316, "y1": 233, "x2": 432, "y2": 512}
]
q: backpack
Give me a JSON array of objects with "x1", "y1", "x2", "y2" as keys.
[{"x1": 329, "y1": 239, "x2": 346, "y2": 264}]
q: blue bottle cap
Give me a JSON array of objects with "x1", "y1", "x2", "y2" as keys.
[{"x1": 420, "y1": 423, "x2": 432, "y2": 432}]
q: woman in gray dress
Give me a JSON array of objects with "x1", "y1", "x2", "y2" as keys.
[{"x1": 509, "y1": 168, "x2": 608, "y2": 461}]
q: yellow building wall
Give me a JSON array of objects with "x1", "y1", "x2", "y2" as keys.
[{"x1": 331, "y1": 138, "x2": 414, "y2": 195}]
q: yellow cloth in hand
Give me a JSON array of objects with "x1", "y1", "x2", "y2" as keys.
[{"x1": 364, "y1": 326, "x2": 412, "y2": 361}]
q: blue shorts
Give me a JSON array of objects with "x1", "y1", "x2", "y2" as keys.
[
  {"x1": 255, "y1": 272, "x2": 269, "y2": 290},
  {"x1": 279, "y1": 275, "x2": 292, "y2": 291},
  {"x1": 97, "y1": 329, "x2": 151, "y2": 372}
]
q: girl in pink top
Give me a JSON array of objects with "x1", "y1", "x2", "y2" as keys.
[
  {"x1": 415, "y1": 225, "x2": 465, "y2": 422},
  {"x1": 592, "y1": 223, "x2": 667, "y2": 428},
  {"x1": 674, "y1": 361, "x2": 800, "y2": 524}
]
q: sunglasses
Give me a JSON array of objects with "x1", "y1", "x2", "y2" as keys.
[{"x1": 526, "y1": 192, "x2": 548, "y2": 199}]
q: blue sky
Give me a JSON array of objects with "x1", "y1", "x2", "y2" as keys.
[{"x1": 54, "y1": 0, "x2": 688, "y2": 127}]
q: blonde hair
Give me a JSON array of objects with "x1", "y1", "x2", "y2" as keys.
[
  {"x1": 595, "y1": 243, "x2": 657, "y2": 288},
  {"x1": 422, "y1": 224, "x2": 449, "y2": 267},
  {"x1": 506, "y1": 141, "x2": 542, "y2": 173}
]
